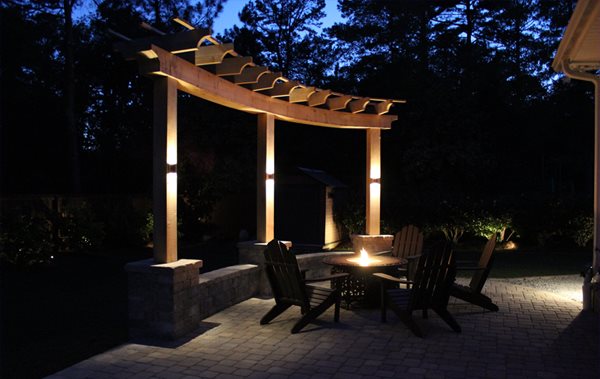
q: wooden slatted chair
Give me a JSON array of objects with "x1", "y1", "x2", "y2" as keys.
[
  {"x1": 261, "y1": 240, "x2": 348, "y2": 334},
  {"x1": 391, "y1": 225, "x2": 424, "y2": 283},
  {"x1": 374, "y1": 243, "x2": 461, "y2": 337},
  {"x1": 450, "y1": 234, "x2": 499, "y2": 311}
]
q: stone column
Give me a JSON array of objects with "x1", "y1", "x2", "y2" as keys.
[{"x1": 126, "y1": 259, "x2": 202, "y2": 340}]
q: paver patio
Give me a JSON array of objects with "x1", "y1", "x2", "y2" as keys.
[{"x1": 48, "y1": 280, "x2": 599, "y2": 379}]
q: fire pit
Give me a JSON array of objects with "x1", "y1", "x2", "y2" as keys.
[{"x1": 323, "y1": 249, "x2": 406, "y2": 308}]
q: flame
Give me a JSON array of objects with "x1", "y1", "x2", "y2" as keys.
[
  {"x1": 359, "y1": 248, "x2": 370, "y2": 266},
  {"x1": 347, "y1": 248, "x2": 382, "y2": 266}
]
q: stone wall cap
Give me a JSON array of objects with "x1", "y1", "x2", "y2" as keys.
[
  {"x1": 125, "y1": 258, "x2": 203, "y2": 273},
  {"x1": 351, "y1": 234, "x2": 394, "y2": 239},
  {"x1": 200, "y1": 264, "x2": 259, "y2": 281},
  {"x1": 152, "y1": 259, "x2": 203, "y2": 269}
]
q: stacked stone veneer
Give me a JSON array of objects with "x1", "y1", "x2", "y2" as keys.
[
  {"x1": 350, "y1": 234, "x2": 394, "y2": 254},
  {"x1": 126, "y1": 259, "x2": 203, "y2": 340},
  {"x1": 197, "y1": 265, "x2": 260, "y2": 319},
  {"x1": 126, "y1": 259, "x2": 260, "y2": 340}
]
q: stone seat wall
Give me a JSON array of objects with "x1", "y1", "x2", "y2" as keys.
[{"x1": 198, "y1": 264, "x2": 260, "y2": 319}]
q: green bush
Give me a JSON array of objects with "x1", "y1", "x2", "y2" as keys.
[
  {"x1": 425, "y1": 200, "x2": 470, "y2": 243},
  {"x1": 468, "y1": 212, "x2": 515, "y2": 242},
  {"x1": 0, "y1": 212, "x2": 54, "y2": 267},
  {"x1": 89, "y1": 196, "x2": 151, "y2": 248},
  {"x1": 414, "y1": 198, "x2": 516, "y2": 244},
  {"x1": 568, "y1": 214, "x2": 593, "y2": 247},
  {"x1": 333, "y1": 192, "x2": 365, "y2": 238},
  {"x1": 57, "y1": 200, "x2": 105, "y2": 252},
  {"x1": 511, "y1": 196, "x2": 592, "y2": 248}
]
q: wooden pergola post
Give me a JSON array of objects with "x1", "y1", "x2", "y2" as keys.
[
  {"x1": 257, "y1": 113, "x2": 275, "y2": 243},
  {"x1": 594, "y1": 81, "x2": 600, "y2": 271},
  {"x1": 366, "y1": 128, "x2": 381, "y2": 235},
  {"x1": 153, "y1": 76, "x2": 178, "y2": 263}
]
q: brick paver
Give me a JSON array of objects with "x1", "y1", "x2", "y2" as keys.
[{"x1": 47, "y1": 280, "x2": 599, "y2": 378}]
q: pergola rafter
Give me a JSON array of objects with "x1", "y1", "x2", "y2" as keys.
[{"x1": 114, "y1": 21, "x2": 404, "y2": 263}]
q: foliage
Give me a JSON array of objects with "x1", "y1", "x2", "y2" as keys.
[
  {"x1": 567, "y1": 214, "x2": 593, "y2": 248},
  {"x1": 142, "y1": 212, "x2": 154, "y2": 244},
  {"x1": 57, "y1": 200, "x2": 106, "y2": 252},
  {"x1": 0, "y1": 209, "x2": 54, "y2": 267},
  {"x1": 468, "y1": 212, "x2": 515, "y2": 242},
  {"x1": 333, "y1": 191, "x2": 365, "y2": 238},
  {"x1": 230, "y1": 0, "x2": 330, "y2": 82},
  {"x1": 89, "y1": 196, "x2": 152, "y2": 248},
  {"x1": 0, "y1": 199, "x2": 103, "y2": 266},
  {"x1": 130, "y1": 0, "x2": 225, "y2": 30},
  {"x1": 0, "y1": 196, "x2": 157, "y2": 267}
]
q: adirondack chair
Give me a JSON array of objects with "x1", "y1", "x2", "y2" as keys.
[
  {"x1": 373, "y1": 243, "x2": 461, "y2": 337},
  {"x1": 261, "y1": 240, "x2": 348, "y2": 334},
  {"x1": 450, "y1": 234, "x2": 498, "y2": 311},
  {"x1": 391, "y1": 225, "x2": 424, "y2": 283}
]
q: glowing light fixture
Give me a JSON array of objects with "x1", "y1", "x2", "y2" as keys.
[
  {"x1": 266, "y1": 159, "x2": 275, "y2": 176},
  {"x1": 370, "y1": 165, "x2": 381, "y2": 181}
]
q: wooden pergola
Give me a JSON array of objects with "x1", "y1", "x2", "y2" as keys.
[
  {"x1": 552, "y1": 0, "x2": 600, "y2": 273},
  {"x1": 115, "y1": 22, "x2": 402, "y2": 263}
]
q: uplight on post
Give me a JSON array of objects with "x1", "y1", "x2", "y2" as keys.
[
  {"x1": 166, "y1": 163, "x2": 177, "y2": 260},
  {"x1": 265, "y1": 171, "x2": 275, "y2": 242},
  {"x1": 370, "y1": 165, "x2": 381, "y2": 184}
]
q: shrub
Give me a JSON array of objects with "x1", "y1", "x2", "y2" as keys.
[
  {"x1": 426, "y1": 200, "x2": 470, "y2": 243},
  {"x1": 57, "y1": 200, "x2": 105, "y2": 252},
  {"x1": 0, "y1": 212, "x2": 54, "y2": 267},
  {"x1": 334, "y1": 192, "x2": 365, "y2": 238},
  {"x1": 468, "y1": 212, "x2": 515, "y2": 242},
  {"x1": 568, "y1": 214, "x2": 593, "y2": 247},
  {"x1": 89, "y1": 196, "x2": 151, "y2": 248}
]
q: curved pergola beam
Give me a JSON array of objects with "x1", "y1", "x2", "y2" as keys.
[{"x1": 145, "y1": 45, "x2": 397, "y2": 129}]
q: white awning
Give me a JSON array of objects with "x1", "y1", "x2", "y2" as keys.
[{"x1": 552, "y1": 0, "x2": 600, "y2": 72}]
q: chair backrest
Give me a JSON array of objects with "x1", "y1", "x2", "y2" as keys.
[
  {"x1": 263, "y1": 240, "x2": 308, "y2": 307},
  {"x1": 392, "y1": 225, "x2": 424, "y2": 259},
  {"x1": 409, "y1": 242, "x2": 455, "y2": 311},
  {"x1": 469, "y1": 234, "x2": 497, "y2": 292}
]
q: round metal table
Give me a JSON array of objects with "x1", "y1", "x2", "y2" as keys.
[{"x1": 323, "y1": 255, "x2": 406, "y2": 308}]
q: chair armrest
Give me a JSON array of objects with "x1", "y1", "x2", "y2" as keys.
[
  {"x1": 373, "y1": 250, "x2": 392, "y2": 256},
  {"x1": 304, "y1": 273, "x2": 349, "y2": 283},
  {"x1": 373, "y1": 272, "x2": 412, "y2": 285}
]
